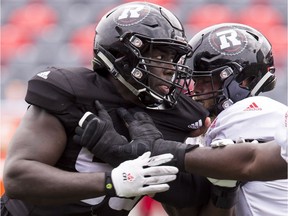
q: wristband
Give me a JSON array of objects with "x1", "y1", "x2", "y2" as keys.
[
  {"x1": 211, "y1": 185, "x2": 239, "y2": 209},
  {"x1": 105, "y1": 172, "x2": 116, "y2": 197},
  {"x1": 180, "y1": 144, "x2": 199, "y2": 172}
]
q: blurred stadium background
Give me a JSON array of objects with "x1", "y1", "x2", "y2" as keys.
[{"x1": 1, "y1": 0, "x2": 287, "y2": 215}]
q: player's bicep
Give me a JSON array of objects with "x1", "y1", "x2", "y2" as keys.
[
  {"x1": 250, "y1": 141, "x2": 287, "y2": 180},
  {"x1": 7, "y1": 105, "x2": 67, "y2": 166}
]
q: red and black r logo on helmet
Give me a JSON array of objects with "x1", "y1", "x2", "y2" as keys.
[
  {"x1": 113, "y1": 3, "x2": 151, "y2": 26},
  {"x1": 208, "y1": 25, "x2": 248, "y2": 56}
]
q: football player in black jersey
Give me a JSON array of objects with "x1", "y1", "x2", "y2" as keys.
[{"x1": 1, "y1": 2, "x2": 214, "y2": 216}]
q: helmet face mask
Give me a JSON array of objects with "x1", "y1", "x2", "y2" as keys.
[
  {"x1": 192, "y1": 66, "x2": 235, "y2": 115},
  {"x1": 92, "y1": 2, "x2": 192, "y2": 109},
  {"x1": 187, "y1": 23, "x2": 276, "y2": 114}
]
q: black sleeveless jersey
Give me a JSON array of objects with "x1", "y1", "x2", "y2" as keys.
[{"x1": 10, "y1": 67, "x2": 210, "y2": 215}]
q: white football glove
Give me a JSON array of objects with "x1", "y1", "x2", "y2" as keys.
[
  {"x1": 108, "y1": 152, "x2": 178, "y2": 197},
  {"x1": 208, "y1": 139, "x2": 237, "y2": 187}
]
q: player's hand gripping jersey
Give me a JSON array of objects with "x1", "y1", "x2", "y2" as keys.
[{"x1": 20, "y1": 66, "x2": 209, "y2": 215}]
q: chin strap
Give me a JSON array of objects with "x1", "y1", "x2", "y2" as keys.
[
  {"x1": 96, "y1": 51, "x2": 146, "y2": 96},
  {"x1": 250, "y1": 71, "x2": 274, "y2": 96}
]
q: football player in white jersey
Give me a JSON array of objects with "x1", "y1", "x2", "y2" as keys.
[{"x1": 185, "y1": 23, "x2": 288, "y2": 216}]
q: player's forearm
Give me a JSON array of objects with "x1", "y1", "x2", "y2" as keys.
[
  {"x1": 247, "y1": 141, "x2": 287, "y2": 180},
  {"x1": 184, "y1": 144, "x2": 256, "y2": 181},
  {"x1": 184, "y1": 142, "x2": 287, "y2": 181},
  {"x1": 4, "y1": 159, "x2": 106, "y2": 205}
]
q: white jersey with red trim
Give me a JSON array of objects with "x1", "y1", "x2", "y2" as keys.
[{"x1": 205, "y1": 96, "x2": 288, "y2": 216}]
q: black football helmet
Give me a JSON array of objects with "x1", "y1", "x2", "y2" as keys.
[
  {"x1": 92, "y1": 2, "x2": 192, "y2": 109},
  {"x1": 186, "y1": 23, "x2": 276, "y2": 114}
]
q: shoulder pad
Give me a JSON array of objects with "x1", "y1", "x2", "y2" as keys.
[{"x1": 25, "y1": 67, "x2": 91, "y2": 113}]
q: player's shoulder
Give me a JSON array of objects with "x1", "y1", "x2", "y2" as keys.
[
  {"x1": 232, "y1": 96, "x2": 286, "y2": 111},
  {"x1": 28, "y1": 66, "x2": 94, "y2": 90},
  {"x1": 25, "y1": 66, "x2": 95, "y2": 112},
  {"x1": 218, "y1": 96, "x2": 287, "y2": 123}
]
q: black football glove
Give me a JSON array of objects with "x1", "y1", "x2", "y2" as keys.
[
  {"x1": 73, "y1": 100, "x2": 130, "y2": 167},
  {"x1": 73, "y1": 101, "x2": 157, "y2": 167},
  {"x1": 116, "y1": 108, "x2": 199, "y2": 171},
  {"x1": 114, "y1": 107, "x2": 163, "y2": 156}
]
